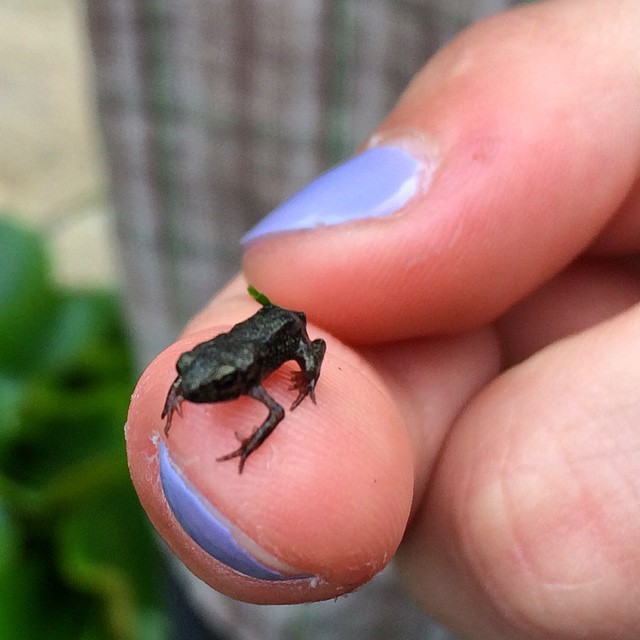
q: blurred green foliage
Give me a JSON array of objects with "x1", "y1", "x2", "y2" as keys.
[{"x1": 0, "y1": 217, "x2": 166, "y2": 639}]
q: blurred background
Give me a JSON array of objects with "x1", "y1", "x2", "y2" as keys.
[
  {"x1": 0, "y1": 1, "x2": 166, "y2": 638},
  {"x1": 1, "y1": 2, "x2": 501, "y2": 638},
  {"x1": 1, "y1": 0, "x2": 115, "y2": 286}
]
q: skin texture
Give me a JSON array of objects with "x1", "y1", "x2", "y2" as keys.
[{"x1": 127, "y1": 1, "x2": 640, "y2": 638}]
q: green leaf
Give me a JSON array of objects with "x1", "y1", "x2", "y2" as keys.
[
  {"x1": 35, "y1": 289, "x2": 131, "y2": 380},
  {"x1": 0, "y1": 218, "x2": 164, "y2": 639},
  {"x1": 0, "y1": 502, "x2": 48, "y2": 638},
  {"x1": 0, "y1": 217, "x2": 56, "y2": 374},
  {"x1": 56, "y1": 484, "x2": 165, "y2": 640},
  {"x1": 0, "y1": 373, "x2": 27, "y2": 446},
  {"x1": 3, "y1": 380, "x2": 131, "y2": 485},
  {"x1": 247, "y1": 284, "x2": 272, "y2": 306}
]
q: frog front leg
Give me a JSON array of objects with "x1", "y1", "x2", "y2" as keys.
[
  {"x1": 290, "y1": 338, "x2": 326, "y2": 409},
  {"x1": 216, "y1": 384, "x2": 285, "y2": 473},
  {"x1": 162, "y1": 376, "x2": 184, "y2": 436}
]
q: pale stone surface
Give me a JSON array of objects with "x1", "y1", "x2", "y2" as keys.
[{"x1": 0, "y1": 0, "x2": 116, "y2": 286}]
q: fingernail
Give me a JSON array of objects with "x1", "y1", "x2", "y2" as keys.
[
  {"x1": 159, "y1": 443, "x2": 312, "y2": 581},
  {"x1": 242, "y1": 142, "x2": 436, "y2": 244}
]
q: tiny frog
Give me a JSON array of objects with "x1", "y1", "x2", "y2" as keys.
[{"x1": 162, "y1": 289, "x2": 326, "y2": 473}]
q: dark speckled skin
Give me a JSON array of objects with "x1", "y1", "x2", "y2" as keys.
[{"x1": 162, "y1": 304, "x2": 326, "y2": 472}]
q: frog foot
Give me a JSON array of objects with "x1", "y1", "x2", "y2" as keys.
[
  {"x1": 289, "y1": 370, "x2": 316, "y2": 410},
  {"x1": 216, "y1": 441, "x2": 250, "y2": 472}
]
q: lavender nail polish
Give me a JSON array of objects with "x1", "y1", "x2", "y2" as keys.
[
  {"x1": 159, "y1": 444, "x2": 310, "y2": 581},
  {"x1": 242, "y1": 145, "x2": 430, "y2": 244}
]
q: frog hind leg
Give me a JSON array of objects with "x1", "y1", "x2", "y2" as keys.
[{"x1": 216, "y1": 385, "x2": 285, "y2": 473}]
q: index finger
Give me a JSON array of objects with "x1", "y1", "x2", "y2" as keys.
[{"x1": 243, "y1": 0, "x2": 640, "y2": 344}]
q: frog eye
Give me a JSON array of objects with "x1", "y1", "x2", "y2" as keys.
[
  {"x1": 177, "y1": 352, "x2": 195, "y2": 371},
  {"x1": 213, "y1": 365, "x2": 236, "y2": 386}
]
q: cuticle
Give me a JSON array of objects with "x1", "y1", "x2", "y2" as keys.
[{"x1": 367, "y1": 128, "x2": 440, "y2": 165}]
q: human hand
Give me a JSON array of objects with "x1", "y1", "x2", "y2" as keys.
[{"x1": 127, "y1": 0, "x2": 640, "y2": 637}]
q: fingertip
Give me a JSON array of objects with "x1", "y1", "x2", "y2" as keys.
[{"x1": 126, "y1": 321, "x2": 413, "y2": 603}]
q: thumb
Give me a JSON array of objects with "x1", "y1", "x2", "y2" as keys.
[
  {"x1": 243, "y1": 0, "x2": 640, "y2": 344},
  {"x1": 127, "y1": 278, "x2": 414, "y2": 604}
]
